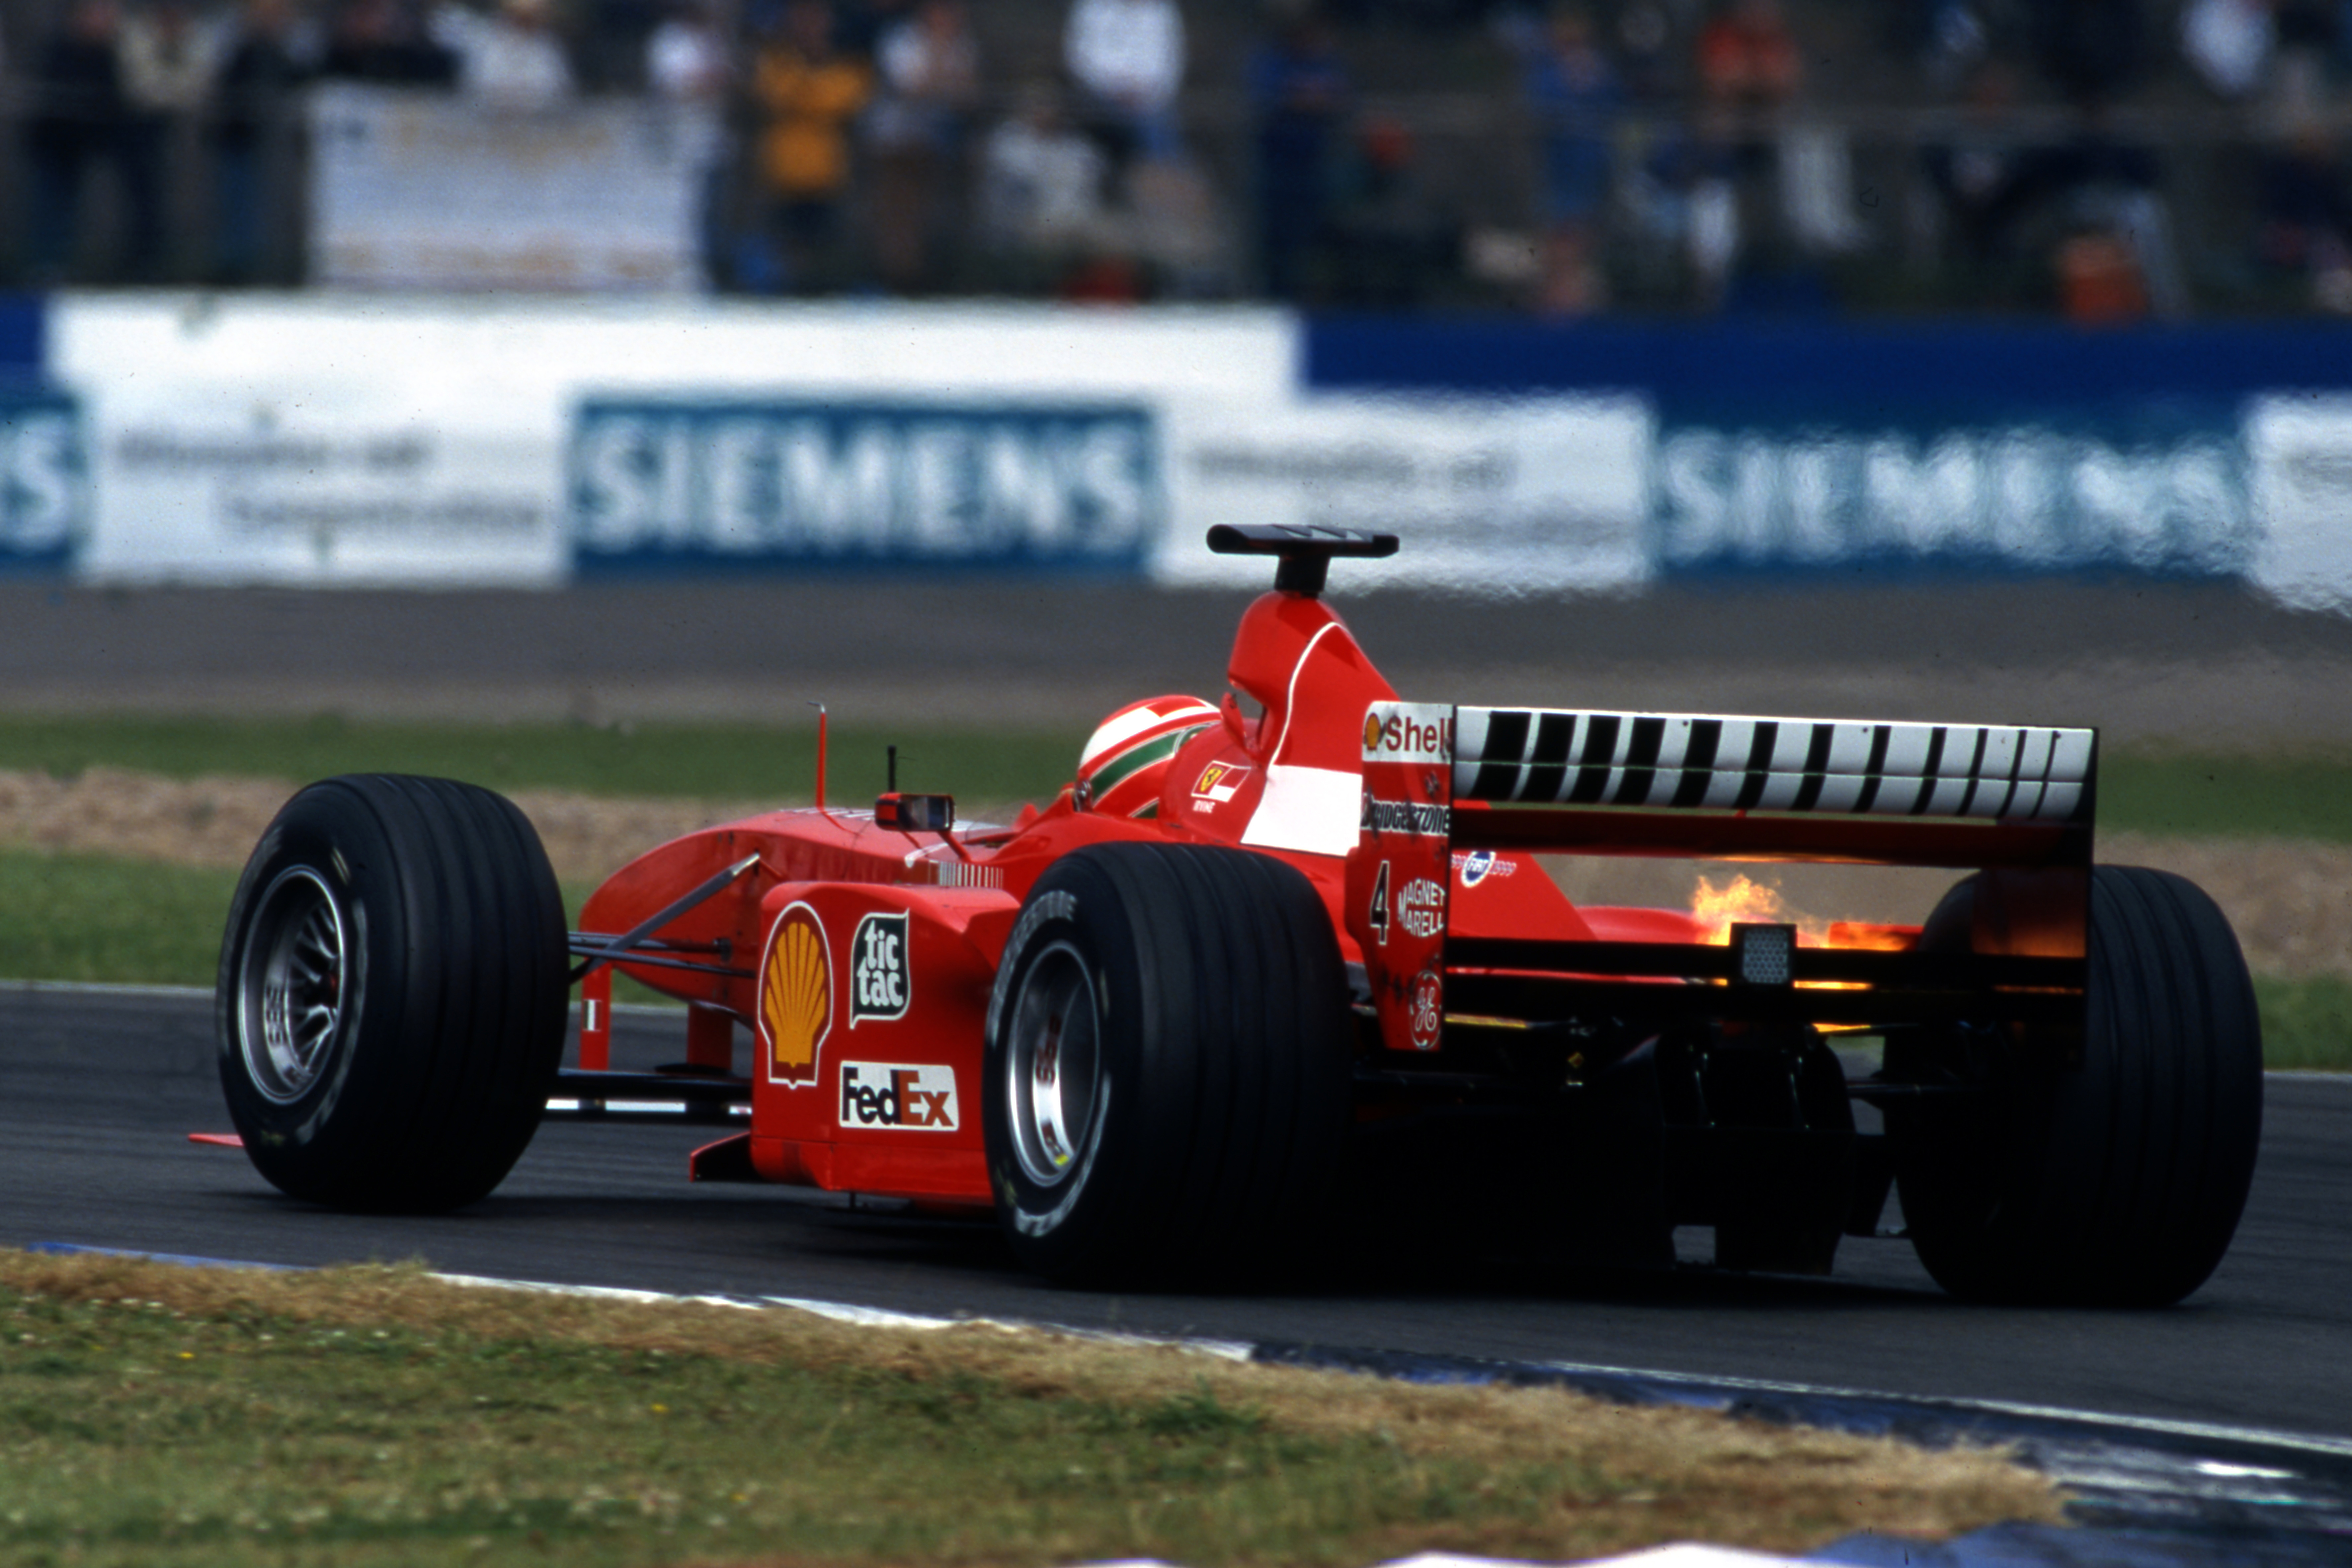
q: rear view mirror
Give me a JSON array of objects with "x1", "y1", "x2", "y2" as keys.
[{"x1": 874, "y1": 793, "x2": 954, "y2": 832}]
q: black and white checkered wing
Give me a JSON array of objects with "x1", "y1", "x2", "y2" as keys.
[{"x1": 1452, "y1": 710, "x2": 2093, "y2": 824}]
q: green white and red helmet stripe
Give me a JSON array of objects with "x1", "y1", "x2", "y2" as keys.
[{"x1": 1079, "y1": 696, "x2": 1218, "y2": 817}]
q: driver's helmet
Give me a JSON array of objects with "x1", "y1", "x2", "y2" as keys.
[{"x1": 1077, "y1": 695, "x2": 1218, "y2": 818}]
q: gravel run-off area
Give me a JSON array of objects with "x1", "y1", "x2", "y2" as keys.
[{"x1": 7, "y1": 768, "x2": 2348, "y2": 981}]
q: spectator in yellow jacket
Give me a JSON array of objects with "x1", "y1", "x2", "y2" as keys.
[{"x1": 752, "y1": 0, "x2": 871, "y2": 290}]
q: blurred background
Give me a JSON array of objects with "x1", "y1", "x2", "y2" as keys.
[{"x1": 6, "y1": 0, "x2": 2352, "y2": 313}]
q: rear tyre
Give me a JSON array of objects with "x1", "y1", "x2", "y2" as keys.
[
  {"x1": 217, "y1": 774, "x2": 570, "y2": 1212},
  {"x1": 983, "y1": 843, "x2": 1353, "y2": 1285},
  {"x1": 1891, "y1": 865, "x2": 2264, "y2": 1305}
]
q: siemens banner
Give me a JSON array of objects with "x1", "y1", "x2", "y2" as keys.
[
  {"x1": 34, "y1": 298, "x2": 2352, "y2": 603},
  {"x1": 1651, "y1": 420, "x2": 2251, "y2": 577},
  {"x1": 1307, "y1": 318, "x2": 2352, "y2": 604},
  {"x1": 0, "y1": 390, "x2": 89, "y2": 573},
  {"x1": 568, "y1": 400, "x2": 1161, "y2": 573}
]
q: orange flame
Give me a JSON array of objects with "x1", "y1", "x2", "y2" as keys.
[
  {"x1": 1692, "y1": 873, "x2": 1778, "y2": 942},
  {"x1": 1690, "y1": 873, "x2": 1913, "y2": 953}
]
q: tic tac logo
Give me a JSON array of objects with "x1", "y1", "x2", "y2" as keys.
[
  {"x1": 759, "y1": 902, "x2": 830, "y2": 1087},
  {"x1": 850, "y1": 911, "x2": 911, "y2": 1026},
  {"x1": 1395, "y1": 877, "x2": 1445, "y2": 939},
  {"x1": 1361, "y1": 703, "x2": 1453, "y2": 764},
  {"x1": 839, "y1": 1062, "x2": 959, "y2": 1131},
  {"x1": 1190, "y1": 760, "x2": 1250, "y2": 812}
]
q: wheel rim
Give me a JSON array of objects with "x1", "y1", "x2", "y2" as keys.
[
  {"x1": 239, "y1": 867, "x2": 349, "y2": 1105},
  {"x1": 1005, "y1": 941, "x2": 1102, "y2": 1189}
]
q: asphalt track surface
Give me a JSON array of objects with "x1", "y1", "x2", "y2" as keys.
[
  {"x1": 7, "y1": 575, "x2": 2352, "y2": 746},
  {"x1": 6, "y1": 984, "x2": 2348, "y2": 1450}
]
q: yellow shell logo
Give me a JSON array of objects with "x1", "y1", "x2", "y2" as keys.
[
  {"x1": 761, "y1": 903, "x2": 830, "y2": 1086},
  {"x1": 1362, "y1": 712, "x2": 1384, "y2": 752}
]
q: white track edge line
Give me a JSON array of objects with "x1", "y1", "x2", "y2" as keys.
[
  {"x1": 1506, "y1": 1357, "x2": 2352, "y2": 1460},
  {"x1": 421, "y1": 1268, "x2": 2352, "y2": 1459},
  {"x1": 4, "y1": 980, "x2": 214, "y2": 999},
  {"x1": 431, "y1": 1270, "x2": 1256, "y2": 1359}
]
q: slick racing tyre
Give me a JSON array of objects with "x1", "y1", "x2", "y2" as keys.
[
  {"x1": 1889, "y1": 866, "x2": 2264, "y2": 1306},
  {"x1": 983, "y1": 843, "x2": 1354, "y2": 1286},
  {"x1": 217, "y1": 775, "x2": 570, "y2": 1212}
]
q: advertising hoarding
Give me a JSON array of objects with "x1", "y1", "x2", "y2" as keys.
[
  {"x1": 0, "y1": 390, "x2": 88, "y2": 575},
  {"x1": 1156, "y1": 395, "x2": 1653, "y2": 594},
  {"x1": 570, "y1": 399, "x2": 1161, "y2": 572},
  {"x1": 310, "y1": 85, "x2": 714, "y2": 292},
  {"x1": 1650, "y1": 418, "x2": 2251, "y2": 579},
  {"x1": 30, "y1": 296, "x2": 2352, "y2": 611}
]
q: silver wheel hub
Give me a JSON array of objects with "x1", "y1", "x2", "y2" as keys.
[
  {"x1": 239, "y1": 867, "x2": 348, "y2": 1105},
  {"x1": 1006, "y1": 941, "x2": 1101, "y2": 1188}
]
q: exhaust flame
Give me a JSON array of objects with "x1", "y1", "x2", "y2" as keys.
[
  {"x1": 1691, "y1": 873, "x2": 1795, "y2": 944},
  {"x1": 1690, "y1": 873, "x2": 1913, "y2": 953}
]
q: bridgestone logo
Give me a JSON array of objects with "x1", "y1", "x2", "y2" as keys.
[{"x1": 1362, "y1": 795, "x2": 1450, "y2": 837}]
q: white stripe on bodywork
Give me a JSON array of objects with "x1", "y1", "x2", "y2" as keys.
[
  {"x1": 1264, "y1": 621, "x2": 1343, "y2": 766},
  {"x1": 1241, "y1": 764, "x2": 1362, "y2": 857}
]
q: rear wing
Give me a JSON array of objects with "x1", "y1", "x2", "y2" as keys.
[{"x1": 1345, "y1": 703, "x2": 2096, "y2": 1054}]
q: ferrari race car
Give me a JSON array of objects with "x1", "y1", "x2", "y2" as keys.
[{"x1": 215, "y1": 526, "x2": 2264, "y2": 1304}]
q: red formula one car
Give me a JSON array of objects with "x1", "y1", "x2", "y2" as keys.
[{"x1": 215, "y1": 527, "x2": 2264, "y2": 1303}]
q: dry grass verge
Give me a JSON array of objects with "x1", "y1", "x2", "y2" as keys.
[
  {"x1": 0, "y1": 1249, "x2": 2056, "y2": 1568},
  {"x1": 0, "y1": 768, "x2": 761, "y2": 887}
]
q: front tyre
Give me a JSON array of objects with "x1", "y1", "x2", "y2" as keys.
[
  {"x1": 984, "y1": 843, "x2": 1353, "y2": 1286},
  {"x1": 217, "y1": 775, "x2": 570, "y2": 1212},
  {"x1": 1892, "y1": 865, "x2": 2264, "y2": 1305}
]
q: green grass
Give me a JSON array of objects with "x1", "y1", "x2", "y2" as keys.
[
  {"x1": 0, "y1": 1254, "x2": 2059, "y2": 1568},
  {"x1": 0, "y1": 1279, "x2": 1588, "y2": 1566},
  {"x1": 0, "y1": 714, "x2": 1088, "y2": 810},
  {"x1": 2098, "y1": 751, "x2": 2352, "y2": 842},
  {"x1": 0, "y1": 854, "x2": 241, "y2": 989},
  {"x1": 2255, "y1": 976, "x2": 2352, "y2": 1072}
]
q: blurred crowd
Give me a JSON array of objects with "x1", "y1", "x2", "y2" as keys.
[{"x1": 4, "y1": 0, "x2": 2352, "y2": 314}]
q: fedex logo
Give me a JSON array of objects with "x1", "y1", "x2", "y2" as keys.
[
  {"x1": 839, "y1": 1061, "x2": 959, "y2": 1131},
  {"x1": 1361, "y1": 703, "x2": 1453, "y2": 764}
]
